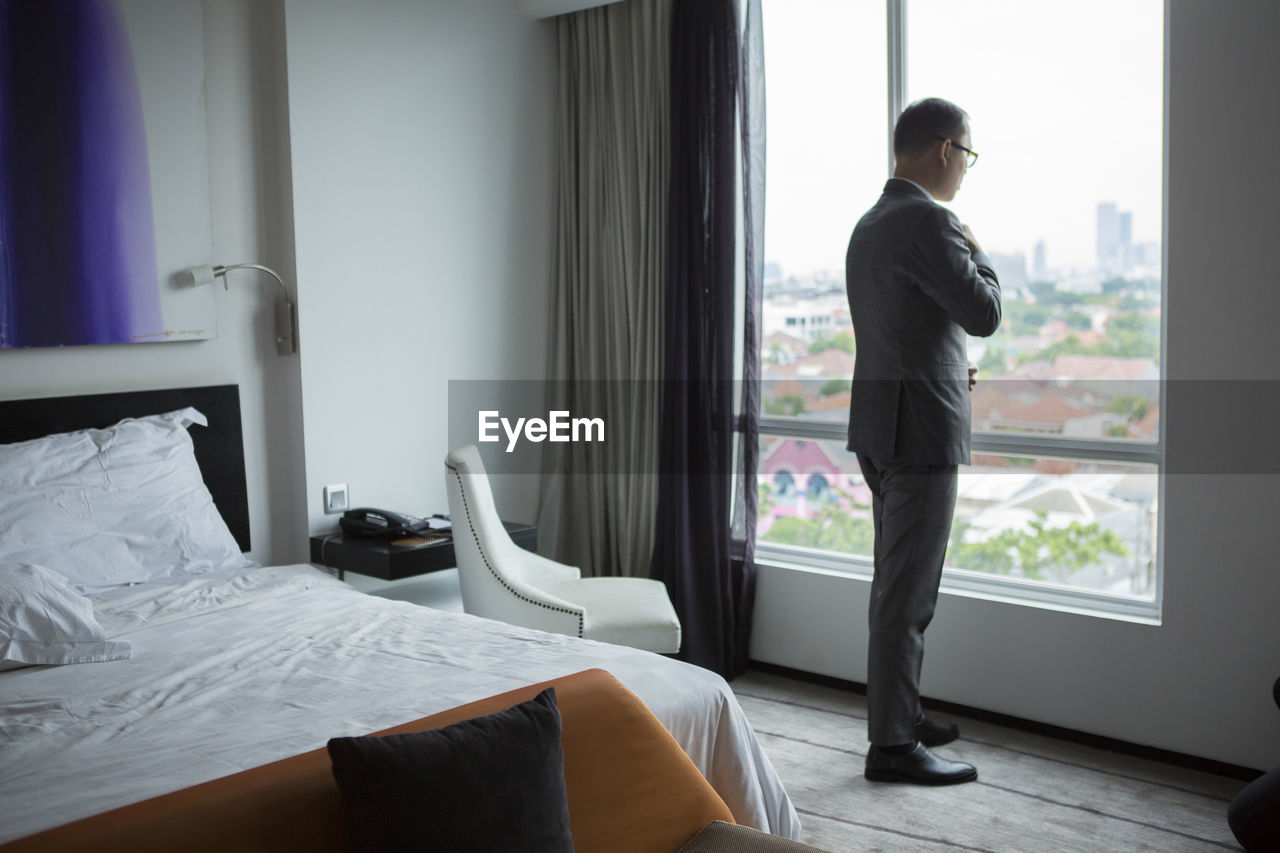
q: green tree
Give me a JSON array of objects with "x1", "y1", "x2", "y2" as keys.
[
  {"x1": 1018, "y1": 334, "x2": 1089, "y2": 365},
  {"x1": 1019, "y1": 313, "x2": 1159, "y2": 365},
  {"x1": 761, "y1": 485, "x2": 875, "y2": 555},
  {"x1": 809, "y1": 330, "x2": 856, "y2": 355},
  {"x1": 1118, "y1": 292, "x2": 1158, "y2": 311},
  {"x1": 819, "y1": 378, "x2": 851, "y2": 397},
  {"x1": 1027, "y1": 280, "x2": 1058, "y2": 303},
  {"x1": 978, "y1": 344, "x2": 1007, "y2": 375},
  {"x1": 1106, "y1": 313, "x2": 1158, "y2": 335},
  {"x1": 949, "y1": 511, "x2": 1129, "y2": 583},
  {"x1": 1095, "y1": 313, "x2": 1159, "y2": 360},
  {"x1": 1005, "y1": 303, "x2": 1049, "y2": 326},
  {"x1": 1105, "y1": 394, "x2": 1150, "y2": 423},
  {"x1": 757, "y1": 480, "x2": 777, "y2": 517},
  {"x1": 764, "y1": 497, "x2": 1130, "y2": 585},
  {"x1": 764, "y1": 394, "x2": 806, "y2": 416},
  {"x1": 1027, "y1": 280, "x2": 1082, "y2": 307},
  {"x1": 1001, "y1": 301, "x2": 1049, "y2": 336},
  {"x1": 1063, "y1": 310, "x2": 1092, "y2": 331}
]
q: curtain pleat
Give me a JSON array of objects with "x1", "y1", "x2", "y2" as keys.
[
  {"x1": 650, "y1": 0, "x2": 750, "y2": 678},
  {"x1": 541, "y1": 0, "x2": 671, "y2": 579}
]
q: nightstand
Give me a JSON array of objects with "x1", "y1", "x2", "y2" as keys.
[{"x1": 310, "y1": 521, "x2": 537, "y2": 581}]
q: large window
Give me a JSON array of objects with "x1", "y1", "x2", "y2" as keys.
[{"x1": 757, "y1": 0, "x2": 1164, "y2": 614}]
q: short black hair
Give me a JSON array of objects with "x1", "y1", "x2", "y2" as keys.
[{"x1": 893, "y1": 97, "x2": 969, "y2": 157}]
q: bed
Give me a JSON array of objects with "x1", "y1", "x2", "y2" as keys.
[{"x1": 0, "y1": 385, "x2": 800, "y2": 845}]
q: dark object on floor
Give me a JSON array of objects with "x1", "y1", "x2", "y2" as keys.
[
  {"x1": 1229, "y1": 767, "x2": 1280, "y2": 852},
  {"x1": 1227, "y1": 676, "x2": 1280, "y2": 852},
  {"x1": 865, "y1": 743, "x2": 978, "y2": 785}
]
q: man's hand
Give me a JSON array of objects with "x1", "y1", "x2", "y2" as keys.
[
  {"x1": 962, "y1": 224, "x2": 983, "y2": 256},
  {"x1": 968, "y1": 362, "x2": 978, "y2": 391}
]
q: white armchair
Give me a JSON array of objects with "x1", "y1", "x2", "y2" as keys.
[{"x1": 444, "y1": 445, "x2": 681, "y2": 654}]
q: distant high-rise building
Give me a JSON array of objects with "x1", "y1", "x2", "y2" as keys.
[
  {"x1": 1096, "y1": 202, "x2": 1133, "y2": 275},
  {"x1": 1032, "y1": 240, "x2": 1046, "y2": 280},
  {"x1": 989, "y1": 252, "x2": 1027, "y2": 297},
  {"x1": 1133, "y1": 241, "x2": 1161, "y2": 269},
  {"x1": 1097, "y1": 202, "x2": 1117, "y2": 272},
  {"x1": 1118, "y1": 212, "x2": 1132, "y2": 269}
]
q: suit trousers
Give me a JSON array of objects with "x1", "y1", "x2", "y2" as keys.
[{"x1": 856, "y1": 455, "x2": 958, "y2": 746}]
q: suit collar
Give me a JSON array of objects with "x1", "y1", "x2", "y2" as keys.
[{"x1": 884, "y1": 177, "x2": 935, "y2": 202}]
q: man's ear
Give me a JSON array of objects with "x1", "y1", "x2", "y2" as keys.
[{"x1": 936, "y1": 137, "x2": 952, "y2": 166}]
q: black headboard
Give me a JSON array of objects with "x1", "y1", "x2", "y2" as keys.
[{"x1": 0, "y1": 384, "x2": 251, "y2": 552}]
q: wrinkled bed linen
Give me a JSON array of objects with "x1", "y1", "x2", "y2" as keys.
[{"x1": 0, "y1": 565, "x2": 799, "y2": 843}]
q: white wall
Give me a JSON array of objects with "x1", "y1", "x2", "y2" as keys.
[
  {"x1": 0, "y1": 0, "x2": 306, "y2": 567},
  {"x1": 283, "y1": 0, "x2": 556, "y2": 533},
  {"x1": 2, "y1": 0, "x2": 555, "y2": 566},
  {"x1": 751, "y1": 0, "x2": 1280, "y2": 770}
]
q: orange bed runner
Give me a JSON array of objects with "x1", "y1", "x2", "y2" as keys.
[{"x1": 2, "y1": 668, "x2": 733, "y2": 852}]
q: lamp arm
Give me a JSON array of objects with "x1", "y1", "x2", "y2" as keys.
[
  {"x1": 209, "y1": 262, "x2": 297, "y2": 355},
  {"x1": 213, "y1": 263, "x2": 289, "y2": 300}
]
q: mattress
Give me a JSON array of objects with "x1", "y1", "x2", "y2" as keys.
[{"x1": 0, "y1": 564, "x2": 800, "y2": 843}]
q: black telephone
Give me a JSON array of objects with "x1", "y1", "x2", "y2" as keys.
[{"x1": 340, "y1": 507, "x2": 429, "y2": 539}]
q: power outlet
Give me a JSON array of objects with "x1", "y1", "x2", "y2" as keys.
[{"x1": 323, "y1": 483, "x2": 349, "y2": 515}]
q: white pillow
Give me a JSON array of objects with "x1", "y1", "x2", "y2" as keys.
[
  {"x1": 0, "y1": 407, "x2": 253, "y2": 591},
  {"x1": 0, "y1": 563, "x2": 130, "y2": 670}
]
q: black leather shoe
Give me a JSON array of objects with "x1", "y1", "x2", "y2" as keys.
[
  {"x1": 915, "y1": 714, "x2": 960, "y2": 747},
  {"x1": 865, "y1": 743, "x2": 978, "y2": 785}
]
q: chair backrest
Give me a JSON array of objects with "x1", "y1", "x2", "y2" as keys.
[{"x1": 444, "y1": 445, "x2": 527, "y2": 616}]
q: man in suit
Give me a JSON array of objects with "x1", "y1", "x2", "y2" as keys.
[{"x1": 845, "y1": 98, "x2": 1002, "y2": 785}]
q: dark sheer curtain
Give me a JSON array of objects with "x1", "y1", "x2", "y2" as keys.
[
  {"x1": 651, "y1": 0, "x2": 749, "y2": 678},
  {"x1": 731, "y1": 0, "x2": 765, "y2": 675}
]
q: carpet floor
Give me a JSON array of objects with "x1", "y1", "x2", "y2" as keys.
[{"x1": 731, "y1": 669, "x2": 1247, "y2": 852}]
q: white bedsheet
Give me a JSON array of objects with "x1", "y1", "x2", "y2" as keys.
[{"x1": 0, "y1": 564, "x2": 799, "y2": 843}]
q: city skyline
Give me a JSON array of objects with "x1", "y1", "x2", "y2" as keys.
[
  {"x1": 762, "y1": 0, "x2": 1163, "y2": 278},
  {"x1": 765, "y1": 198, "x2": 1161, "y2": 288}
]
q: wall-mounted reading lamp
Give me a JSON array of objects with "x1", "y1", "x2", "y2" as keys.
[{"x1": 178, "y1": 263, "x2": 298, "y2": 355}]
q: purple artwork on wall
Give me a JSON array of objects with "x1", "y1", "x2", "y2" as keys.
[{"x1": 0, "y1": 0, "x2": 162, "y2": 348}]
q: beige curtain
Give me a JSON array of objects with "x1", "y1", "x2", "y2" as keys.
[{"x1": 539, "y1": 0, "x2": 670, "y2": 578}]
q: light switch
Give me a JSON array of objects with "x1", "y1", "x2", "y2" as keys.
[{"x1": 324, "y1": 484, "x2": 349, "y2": 514}]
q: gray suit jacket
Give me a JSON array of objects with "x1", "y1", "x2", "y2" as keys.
[{"x1": 845, "y1": 178, "x2": 1002, "y2": 465}]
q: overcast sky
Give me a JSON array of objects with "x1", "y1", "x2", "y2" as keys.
[{"x1": 762, "y1": 0, "x2": 1164, "y2": 278}]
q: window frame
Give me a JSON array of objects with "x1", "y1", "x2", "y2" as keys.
[{"x1": 753, "y1": 0, "x2": 1167, "y2": 622}]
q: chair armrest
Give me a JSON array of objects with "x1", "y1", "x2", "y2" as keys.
[
  {"x1": 478, "y1": 574, "x2": 587, "y2": 638},
  {"x1": 518, "y1": 550, "x2": 582, "y2": 585}
]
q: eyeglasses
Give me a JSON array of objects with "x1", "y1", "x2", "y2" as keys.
[{"x1": 934, "y1": 135, "x2": 978, "y2": 168}]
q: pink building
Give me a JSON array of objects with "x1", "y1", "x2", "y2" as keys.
[{"x1": 758, "y1": 437, "x2": 870, "y2": 534}]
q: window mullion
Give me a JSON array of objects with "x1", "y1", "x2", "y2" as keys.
[
  {"x1": 886, "y1": 0, "x2": 907, "y2": 178},
  {"x1": 759, "y1": 416, "x2": 847, "y2": 440},
  {"x1": 758, "y1": 419, "x2": 1161, "y2": 465},
  {"x1": 970, "y1": 432, "x2": 1162, "y2": 465}
]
